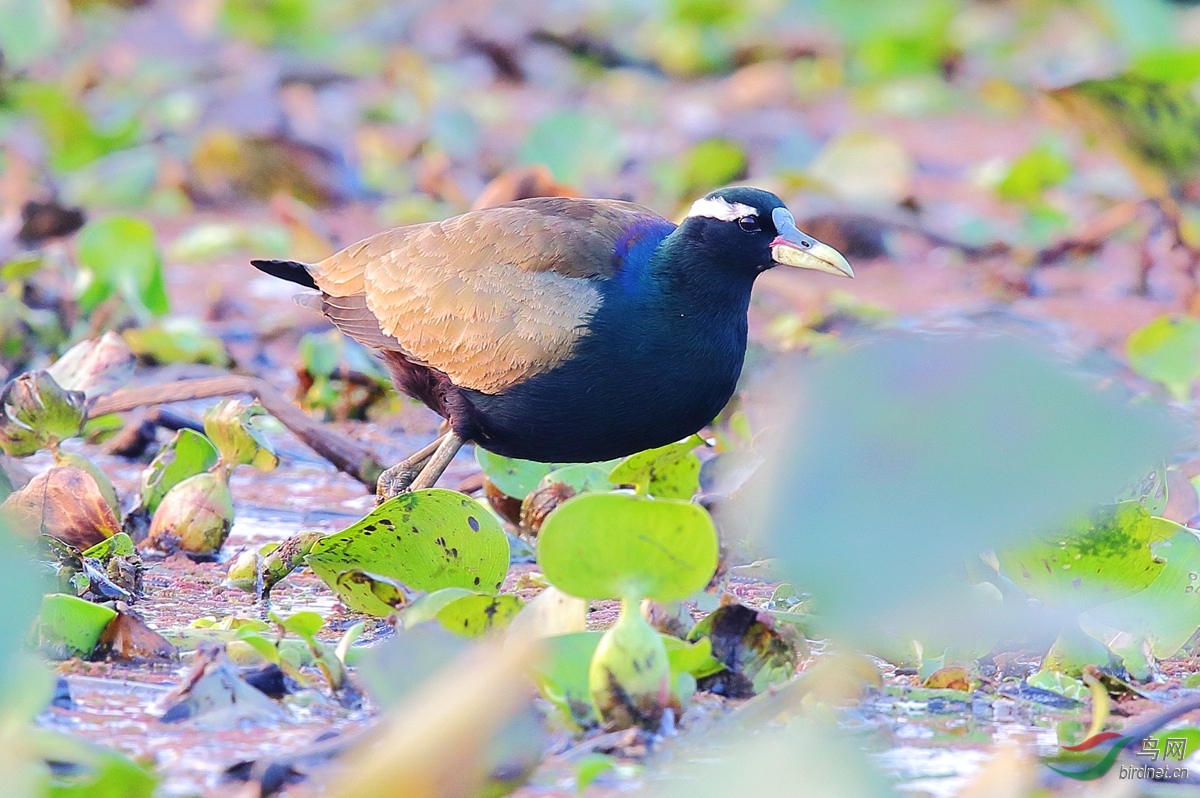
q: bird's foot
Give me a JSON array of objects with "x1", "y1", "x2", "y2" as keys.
[{"x1": 375, "y1": 463, "x2": 422, "y2": 503}]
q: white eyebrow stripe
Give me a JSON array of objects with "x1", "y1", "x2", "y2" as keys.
[{"x1": 686, "y1": 196, "x2": 758, "y2": 221}]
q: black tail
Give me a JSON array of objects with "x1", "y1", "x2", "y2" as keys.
[{"x1": 251, "y1": 259, "x2": 318, "y2": 290}]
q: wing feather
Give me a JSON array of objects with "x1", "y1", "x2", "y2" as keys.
[{"x1": 305, "y1": 198, "x2": 668, "y2": 394}]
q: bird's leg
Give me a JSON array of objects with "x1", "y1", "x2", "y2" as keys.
[
  {"x1": 407, "y1": 432, "x2": 466, "y2": 492},
  {"x1": 375, "y1": 434, "x2": 444, "y2": 503}
]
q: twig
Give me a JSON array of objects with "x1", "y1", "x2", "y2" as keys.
[{"x1": 90, "y1": 376, "x2": 384, "y2": 489}]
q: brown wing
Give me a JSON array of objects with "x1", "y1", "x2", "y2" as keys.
[{"x1": 306, "y1": 198, "x2": 661, "y2": 394}]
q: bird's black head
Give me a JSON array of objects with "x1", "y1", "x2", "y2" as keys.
[{"x1": 676, "y1": 186, "x2": 853, "y2": 279}]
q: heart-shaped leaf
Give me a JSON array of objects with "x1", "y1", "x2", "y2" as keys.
[
  {"x1": 538, "y1": 492, "x2": 718, "y2": 602},
  {"x1": 996, "y1": 501, "x2": 1177, "y2": 611},
  {"x1": 608, "y1": 435, "x2": 704, "y2": 499},
  {"x1": 138, "y1": 429, "x2": 220, "y2": 516},
  {"x1": 307, "y1": 489, "x2": 509, "y2": 615}
]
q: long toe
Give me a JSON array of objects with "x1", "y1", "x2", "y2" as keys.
[{"x1": 376, "y1": 464, "x2": 422, "y2": 503}]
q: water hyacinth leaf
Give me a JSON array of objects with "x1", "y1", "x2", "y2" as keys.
[
  {"x1": 272, "y1": 610, "x2": 324, "y2": 642},
  {"x1": 434, "y1": 593, "x2": 525, "y2": 638},
  {"x1": 662, "y1": 635, "x2": 725, "y2": 680},
  {"x1": 76, "y1": 216, "x2": 169, "y2": 318},
  {"x1": 739, "y1": 333, "x2": 1177, "y2": 641},
  {"x1": 146, "y1": 472, "x2": 234, "y2": 557},
  {"x1": 475, "y1": 449, "x2": 574, "y2": 499},
  {"x1": 53, "y1": 452, "x2": 120, "y2": 516},
  {"x1": 537, "y1": 463, "x2": 614, "y2": 495},
  {"x1": 1080, "y1": 530, "x2": 1200, "y2": 679},
  {"x1": 2, "y1": 466, "x2": 120, "y2": 549},
  {"x1": 688, "y1": 603, "x2": 798, "y2": 696},
  {"x1": 996, "y1": 501, "x2": 1176, "y2": 611},
  {"x1": 38, "y1": 593, "x2": 117, "y2": 659},
  {"x1": 123, "y1": 319, "x2": 229, "y2": 367},
  {"x1": 538, "y1": 492, "x2": 718, "y2": 602},
  {"x1": 46, "y1": 332, "x2": 135, "y2": 399},
  {"x1": 1117, "y1": 462, "x2": 1168, "y2": 516},
  {"x1": 333, "y1": 569, "x2": 422, "y2": 617},
  {"x1": 1126, "y1": 315, "x2": 1200, "y2": 401},
  {"x1": 139, "y1": 429, "x2": 220, "y2": 516},
  {"x1": 608, "y1": 435, "x2": 704, "y2": 499},
  {"x1": 82, "y1": 532, "x2": 135, "y2": 561},
  {"x1": 203, "y1": 399, "x2": 277, "y2": 471},
  {"x1": 0, "y1": 371, "x2": 86, "y2": 455},
  {"x1": 307, "y1": 489, "x2": 510, "y2": 614},
  {"x1": 400, "y1": 587, "x2": 477, "y2": 629}
]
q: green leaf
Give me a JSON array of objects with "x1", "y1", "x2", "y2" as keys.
[
  {"x1": 475, "y1": 449, "x2": 576, "y2": 499},
  {"x1": 38, "y1": 594, "x2": 117, "y2": 659},
  {"x1": 300, "y1": 330, "x2": 342, "y2": 379},
  {"x1": 537, "y1": 464, "x2": 614, "y2": 495},
  {"x1": 76, "y1": 217, "x2": 168, "y2": 318},
  {"x1": 1026, "y1": 669, "x2": 1088, "y2": 701},
  {"x1": 272, "y1": 610, "x2": 324, "y2": 642},
  {"x1": 608, "y1": 435, "x2": 704, "y2": 499},
  {"x1": 575, "y1": 754, "x2": 616, "y2": 792},
  {"x1": 532, "y1": 631, "x2": 603, "y2": 728},
  {"x1": 995, "y1": 145, "x2": 1072, "y2": 206},
  {"x1": 123, "y1": 319, "x2": 228, "y2": 366},
  {"x1": 400, "y1": 587, "x2": 478, "y2": 628},
  {"x1": 0, "y1": 371, "x2": 86, "y2": 455},
  {"x1": 663, "y1": 635, "x2": 725, "y2": 680},
  {"x1": 306, "y1": 489, "x2": 510, "y2": 615},
  {"x1": 996, "y1": 501, "x2": 1177, "y2": 611},
  {"x1": 139, "y1": 429, "x2": 220, "y2": 515},
  {"x1": 537, "y1": 492, "x2": 718, "y2": 602},
  {"x1": 679, "y1": 139, "x2": 748, "y2": 196},
  {"x1": 202, "y1": 399, "x2": 277, "y2": 471},
  {"x1": 1127, "y1": 314, "x2": 1200, "y2": 401},
  {"x1": 1080, "y1": 530, "x2": 1200, "y2": 679},
  {"x1": 434, "y1": 592, "x2": 524, "y2": 638},
  {"x1": 688, "y1": 603, "x2": 798, "y2": 694},
  {"x1": 332, "y1": 569, "x2": 418, "y2": 615},
  {"x1": 81, "y1": 533, "x2": 135, "y2": 562}
]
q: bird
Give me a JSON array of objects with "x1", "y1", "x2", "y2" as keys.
[{"x1": 252, "y1": 186, "x2": 853, "y2": 500}]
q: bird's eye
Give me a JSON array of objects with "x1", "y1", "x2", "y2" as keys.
[{"x1": 738, "y1": 215, "x2": 762, "y2": 233}]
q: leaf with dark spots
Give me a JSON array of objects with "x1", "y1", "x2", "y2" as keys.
[
  {"x1": 307, "y1": 489, "x2": 509, "y2": 616},
  {"x1": 333, "y1": 569, "x2": 419, "y2": 616}
]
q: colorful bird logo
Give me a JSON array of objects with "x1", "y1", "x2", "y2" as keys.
[{"x1": 1047, "y1": 732, "x2": 1132, "y2": 780}]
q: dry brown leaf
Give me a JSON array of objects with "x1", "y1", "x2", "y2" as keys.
[
  {"x1": 1, "y1": 465, "x2": 120, "y2": 548},
  {"x1": 96, "y1": 603, "x2": 178, "y2": 661}
]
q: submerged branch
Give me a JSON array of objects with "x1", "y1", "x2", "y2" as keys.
[{"x1": 91, "y1": 376, "x2": 384, "y2": 489}]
